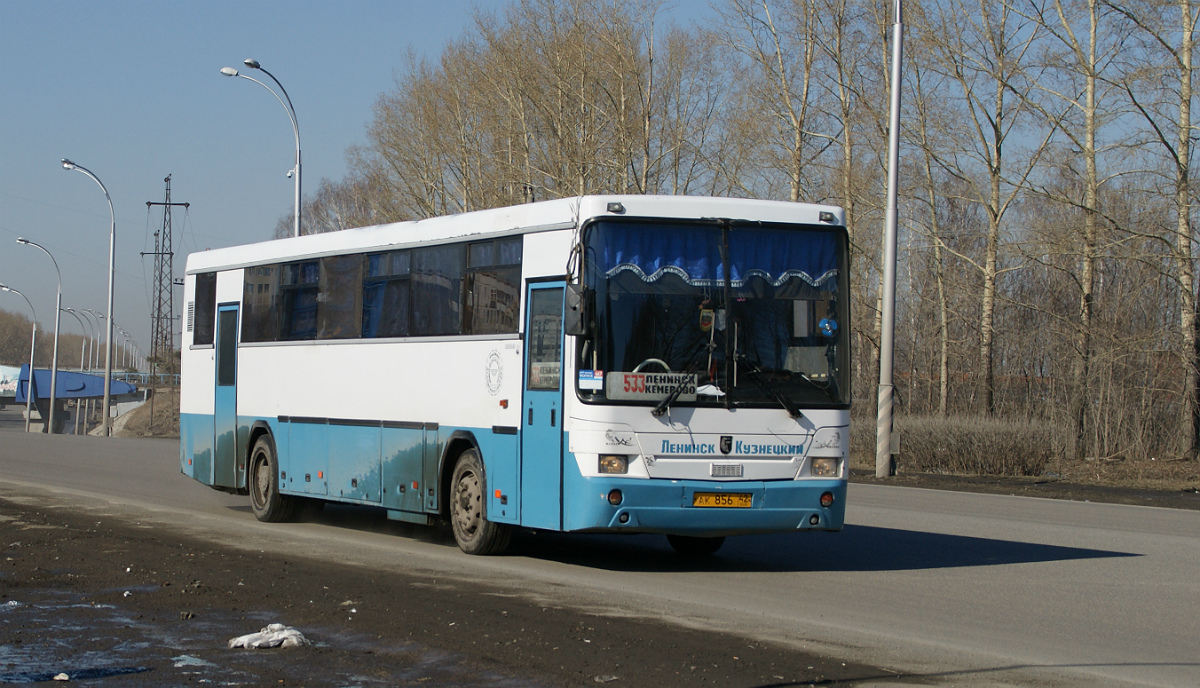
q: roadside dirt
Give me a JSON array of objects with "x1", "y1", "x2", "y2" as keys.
[
  {"x1": 109, "y1": 387, "x2": 178, "y2": 439},
  {"x1": 850, "y1": 462, "x2": 1200, "y2": 511},
  {"x1": 1, "y1": 498, "x2": 906, "y2": 688}
]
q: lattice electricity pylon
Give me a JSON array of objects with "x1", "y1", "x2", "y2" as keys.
[{"x1": 144, "y1": 175, "x2": 188, "y2": 376}]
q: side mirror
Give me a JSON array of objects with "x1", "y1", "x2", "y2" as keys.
[{"x1": 564, "y1": 283, "x2": 588, "y2": 336}]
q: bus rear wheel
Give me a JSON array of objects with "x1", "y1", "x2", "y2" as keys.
[
  {"x1": 449, "y1": 449, "x2": 511, "y2": 555},
  {"x1": 666, "y1": 534, "x2": 725, "y2": 556},
  {"x1": 249, "y1": 435, "x2": 295, "y2": 523}
]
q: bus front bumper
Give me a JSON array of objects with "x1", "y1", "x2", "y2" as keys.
[{"x1": 564, "y1": 476, "x2": 847, "y2": 537}]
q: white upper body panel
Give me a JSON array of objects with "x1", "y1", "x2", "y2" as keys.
[{"x1": 183, "y1": 195, "x2": 843, "y2": 276}]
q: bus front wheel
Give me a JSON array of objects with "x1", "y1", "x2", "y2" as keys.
[
  {"x1": 666, "y1": 534, "x2": 725, "y2": 556},
  {"x1": 249, "y1": 435, "x2": 295, "y2": 523},
  {"x1": 449, "y1": 449, "x2": 511, "y2": 555}
]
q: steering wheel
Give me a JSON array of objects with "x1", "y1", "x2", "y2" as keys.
[{"x1": 633, "y1": 358, "x2": 672, "y2": 373}]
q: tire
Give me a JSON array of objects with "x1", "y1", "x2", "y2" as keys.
[
  {"x1": 248, "y1": 435, "x2": 295, "y2": 523},
  {"x1": 449, "y1": 449, "x2": 512, "y2": 555},
  {"x1": 666, "y1": 534, "x2": 725, "y2": 556}
]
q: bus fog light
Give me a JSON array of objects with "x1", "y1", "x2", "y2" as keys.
[
  {"x1": 619, "y1": 512, "x2": 630, "y2": 523},
  {"x1": 811, "y1": 458, "x2": 838, "y2": 477},
  {"x1": 608, "y1": 489, "x2": 624, "y2": 505},
  {"x1": 820, "y1": 491, "x2": 835, "y2": 508},
  {"x1": 599, "y1": 455, "x2": 629, "y2": 474},
  {"x1": 809, "y1": 514, "x2": 820, "y2": 525}
]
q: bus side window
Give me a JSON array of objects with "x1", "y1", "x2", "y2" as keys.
[
  {"x1": 412, "y1": 244, "x2": 465, "y2": 336},
  {"x1": 242, "y1": 265, "x2": 281, "y2": 343},
  {"x1": 464, "y1": 238, "x2": 521, "y2": 335},
  {"x1": 193, "y1": 272, "x2": 217, "y2": 346},
  {"x1": 363, "y1": 251, "x2": 412, "y2": 338},
  {"x1": 318, "y1": 255, "x2": 364, "y2": 339},
  {"x1": 281, "y1": 261, "x2": 319, "y2": 340}
]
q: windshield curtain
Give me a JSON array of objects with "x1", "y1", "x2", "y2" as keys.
[
  {"x1": 593, "y1": 221, "x2": 839, "y2": 290},
  {"x1": 581, "y1": 219, "x2": 850, "y2": 409}
]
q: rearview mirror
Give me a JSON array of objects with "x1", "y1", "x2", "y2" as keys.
[{"x1": 564, "y1": 283, "x2": 588, "y2": 336}]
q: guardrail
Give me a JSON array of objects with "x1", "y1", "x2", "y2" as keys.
[{"x1": 111, "y1": 372, "x2": 180, "y2": 386}]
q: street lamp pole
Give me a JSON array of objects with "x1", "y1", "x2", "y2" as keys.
[
  {"x1": 114, "y1": 324, "x2": 132, "y2": 370},
  {"x1": 80, "y1": 308, "x2": 102, "y2": 431},
  {"x1": 62, "y1": 158, "x2": 117, "y2": 437},
  {"x1": 61, "y1": 307, "x2": 89, "y2": 435},
  {"x1": 220, "y1": 59, "x2": 301, "y2": 237},
  {"x1": 0, "y1": 284, "x2": 38, "y2": 432},
  {"x1": 16, "y1": 239, "x2": 62, "y2": 433},
  {"x1": 81, "y1": 309, "x2": 101, "y2": 371},
  {"x1": 61, "y1": 308, "x2": 89, "y2": 372},
  {"x1": 875, "y1": 0, "x2": 904, "y2": 478}
]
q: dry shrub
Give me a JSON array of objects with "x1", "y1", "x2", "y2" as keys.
[{"x1": 851, "y1": 414, "x2": 1065, "y2": 476}]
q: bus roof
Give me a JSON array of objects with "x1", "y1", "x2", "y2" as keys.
[{"x1": 185, "y1": 194, "x2": 844, "y2": 275}]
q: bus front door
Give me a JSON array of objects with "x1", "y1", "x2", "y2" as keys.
[
  {"x1": 520, "y1": 283, "x2": 565, "y2": 530},
  {"x1": 213, "y1": 304, "x2": 238, "y2": 488}
]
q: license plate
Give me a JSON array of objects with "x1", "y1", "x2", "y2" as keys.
[{"x1": 692, "y1": 492, "x2": 752, "y2": 508}]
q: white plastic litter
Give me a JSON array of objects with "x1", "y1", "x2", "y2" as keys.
[{"x1": 228, "y1": 623, "x2": 309, "y2": 649}]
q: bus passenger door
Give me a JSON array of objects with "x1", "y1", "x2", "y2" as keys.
[
  {"x1": 520, "y1": 283, "x2": 565, "y2": 530},
  {"x1": 213, "y1": 304, "x2": 239, "y2": 488}
]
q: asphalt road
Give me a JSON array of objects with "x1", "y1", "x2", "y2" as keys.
[{"x1": 2, "y1": 411, "x2": 1198, "y2": 688}]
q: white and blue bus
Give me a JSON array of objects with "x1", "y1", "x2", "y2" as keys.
[{"x1": 180, "y1": 195, "x2": 850, "y2": 555}]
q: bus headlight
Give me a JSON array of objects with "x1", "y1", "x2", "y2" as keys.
[
  {"x1": 810, "y1": 458, "x2": 838, "y2": 477},
  {"x1": 599, "y1": 455, "x2": 629, "y2": 474}
]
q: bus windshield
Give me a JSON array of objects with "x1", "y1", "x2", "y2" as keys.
[{"x1": 579, "y1": 219, "x2": 850, "y2": 409}]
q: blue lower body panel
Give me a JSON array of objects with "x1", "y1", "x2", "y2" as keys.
[
  {"x1": 563, "y1": 473, "x2": 847, "y2": 537},
  {"x1": 180, "y1": 412, "x2": 214, "y2": 484},
  {"x1": 182, "y1": 412, "x2": 846, "y2": 539}
]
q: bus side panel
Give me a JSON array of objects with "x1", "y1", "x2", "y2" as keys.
[
  {"x1": 235, "y1": 417, "x2": 252, "y2": 491},
  {"x1": 272, "y1": 418, "x2": 290, "y2": 478},
  {"x1": 327, "y1": 422, "x2": 382, "y2": 503},
  {"x1": 283, "y1": 420, "x2": 329, "y2": 496},
  {"x1": 179, "y1": 268, "x2": 215, "y2": 485},
  {"x1": 477, "y1": 430, "x2": 519, "y2": 524},
  {"x1": 381, "y1": 425, "x2": 425, "y2": 513},
  {"x1": 423, "y1": 426, "x2": 440, "y2": 512},
  {"x1": 180, "y1": 412, "x2": 214, "y2": 484}
]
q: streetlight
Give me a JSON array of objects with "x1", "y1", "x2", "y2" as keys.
[
  {"x1": 81, "y1": 308, "x2": 101, "y2": 372},
  {"x1": 221, "y1": 59, "x2": 301, "y2": 237},
  {"x1": 0, "y1": 284, "x2": 38, "y2": 432},
  {"x1": 114, "y1": 324, "x2": 133, "y2": 370},
  {"x1": 62, "y1": 308, "x2": 91, "y2": 373},
  {"x1": 60, "y1": 307, "x2": 89, "y2": 435},
  {"x1": 62, "y1": 158, "x2": 117, "y2": 437},
  {"x1": 79, "y1": 308, "x2": 102, "y2": 430},
  {"x1": 16, "y1": 238, "x2": 62, "y2": 433},
  {"x1": 875, "y1": 0, "x2": 904, "y2": 478}
]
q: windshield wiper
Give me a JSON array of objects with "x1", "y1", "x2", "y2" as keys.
[
  {"x1": 652, "y1": 341, "x2": 716, "y2": 417},
  {"x1": 743, "y1": 365, "x2": 802, "y2": 419}
]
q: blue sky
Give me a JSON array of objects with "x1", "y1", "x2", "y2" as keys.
[
  {"x1": 0, "y1": 0, "x2": 496, "y2": 352},
  {"x1": 1, "y1": 0, "x2": 712, "y2": 355}
]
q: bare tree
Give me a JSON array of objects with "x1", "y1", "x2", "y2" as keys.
[
  {"x1": 716, "y1": 0, "x2": 829, "y2": 202},
  {"x1": 918, "y1": 0, "x2": 1055, "y2": 415},
  {"x1": 1105, "y1": 0, "x2": 1200, "y2": 458}
]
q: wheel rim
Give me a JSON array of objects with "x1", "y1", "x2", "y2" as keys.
[
  {"x1": 453, "y1": 469, "x2": 482, "y2": 538},
  {"x1": 252, "y1": 452, "x2": 270, "y2": 509}
]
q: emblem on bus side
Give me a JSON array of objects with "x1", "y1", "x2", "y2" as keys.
[
  {"x1": 720, "y1": 436, "x2": 733, "y2": 455},
  {"x1": 485, "y1": 350, "x2": 504, "y2": 395}
]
